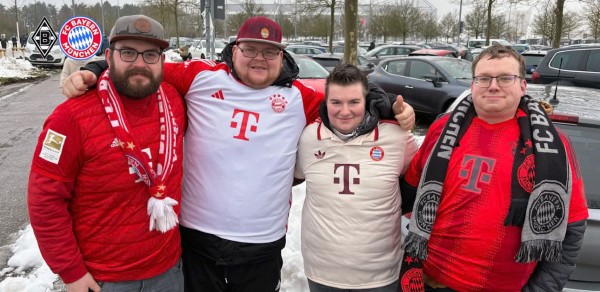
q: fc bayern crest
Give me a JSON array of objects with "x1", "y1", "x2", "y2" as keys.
[
  {"x1": 269, "y1": 94, "x2": 288, "y2": 113},
  {"x1": 400, "y1": 268, "x2": 424, "y2": 292},
  {"x1": 370, "y1": 146, "x2": 384, "y2": 161},
  {"x1": 518, "y1": 154, "x2": 535, "y2": 192},
  {"x1": 59, "y1": 17, "x2": 103, "y2": 60}
]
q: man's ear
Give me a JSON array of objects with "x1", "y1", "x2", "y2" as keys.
[{"x1": 105, "y1": 49, "x2": 112, "y2": 67}]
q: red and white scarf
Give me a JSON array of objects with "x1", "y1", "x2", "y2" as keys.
[{"x1": 97, "y1": 70, "x2": 179, "y2": 233}]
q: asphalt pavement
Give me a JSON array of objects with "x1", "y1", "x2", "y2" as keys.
[{"x1": 0, "y1": 70, "x2": 62, "y2": 268}]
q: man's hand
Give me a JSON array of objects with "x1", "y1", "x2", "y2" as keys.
[
  {"x1": 61, "y1": 71, "x2": 97, "y2": 98},
  {"x1": 65, "y1": 272, "x2": 101, "y2": 292},
  {"x1": 393, "y1": 95, "x2": 415, "y2": 130}
]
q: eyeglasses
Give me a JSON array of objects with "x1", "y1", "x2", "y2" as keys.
[
  {"x1": 113, "y1": 48, "x2": 162, "y2": 64},
  {"x1": 473, "y1": 75, "x2": 523, "y2": 87},
  {"x1": 236, "y1": 46, "x2": 281, "y2": 60}
]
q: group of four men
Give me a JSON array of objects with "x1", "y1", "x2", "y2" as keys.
[{"x1": 28, "y1": 13, "x2": 587, "y2": 292}]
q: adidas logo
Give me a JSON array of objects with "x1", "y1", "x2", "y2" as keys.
[
  {"x1": 110, "y1": 138, "x2": 121, "y2": 148},
  {"x1": 211, "y1": 90, "x2": 224, "y2": 100},
  {"x1": 314, "y1": 150, "x2": 325, "y2": 159}
]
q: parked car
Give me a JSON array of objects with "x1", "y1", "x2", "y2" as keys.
[
  {"x1": 466, "y1": 38, "x2": 511, "y2": 49},
  {"x1": 409, "y1": 49, "x2": 458, "y2": 58},
  {"x1": 429, "y1": 44, "x2": 472, "y2": 61},
  {"x1": 522, "y1": 50, "x2": 547, "y2": 82},
  {"x1": 331, "y1": 45, "x2": 368, "y2": 55},
  {"x1": 310, "y1": 53, "x2": 375, "y2": 77},
  {"x1": 285, "y1": 44, "x2": 327, "y2": 57},
  {"x1": 532, "y1": 45, "x2": 600, "y2": 89},
  {"x1": 363, "y1": 44, "x2": 421, "y2": 65},
  {"x1": 512, "y1": 44, "x2": 531, "y2": 54},
  {"x1": 367, "y1": 56, "x2": 472, "y2": 115},
  {"x1": 291, "y1": 53, "x2": 329, "y2": 95},
  {"x1": 189, "y1": 39, "x2": 226, "y2": 60},
  {"x1": 24, "y1": 32, "x2": 66, "y2": 67},
  {"x1": 445, "y1": 86, "x2": 600, "y2": 292}
]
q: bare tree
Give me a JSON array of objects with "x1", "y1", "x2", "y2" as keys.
[
  {"x1": 300, "y1": 0, "x2": 339, "y2": 52},
  {"x1": 368, "y1": 6, "x2": 392, "y2": 42},
  {"x1": 391, "y1": 1, "x2": 422, "y2": 44},
  {"x1": 587, "y1": 0, "x2": 600, "y2": 41},
  {"x1": 465, "y1": 0, "x2": 487, "y2": 39},
  {"x1": 489, "y1": 14, "x2": 509, "y2": 39},
  {"x1": 552, "y1": 0, "x2": 566, "y2": 47},
  {"x1": 439, "y1": 12, "x2": 458, "y2": 43},
  {"x1": 532, "y1": 0, "x2": 555, "y2": 44},
  {"x1": 419, "y1": 11, "x2": 439, "y2": 43}
]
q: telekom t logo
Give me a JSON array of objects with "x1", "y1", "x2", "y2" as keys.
[
  {"x1": 333, "y1": 164, "x2": 360, "y2": 195},
  {"x1": 230, "y1": 109, "x2": 260, "y2": 141},
  {"x1": 459, "y1": 155, "x2": 495, "y2": 193}
]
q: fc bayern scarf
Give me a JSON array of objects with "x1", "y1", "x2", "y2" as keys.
[
  {"x1": 97, "y1": 70, "x2": 180, "y2": 233},
  {"x1": 402, "y1": 94, "x2": 571, "y2": 265}
]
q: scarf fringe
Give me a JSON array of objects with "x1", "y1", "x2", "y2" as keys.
[
  {"x1": 516, "y1": 239, "x2": 563, "y2": 263},
  {"x1": 147, "y1": 197, "x2": 179, "y2": 233},
  {"x1": 503, "y1": 198, "x2": 528, "y2": 226},
  {"x1": 402, "y1": 232, "x2": 429, "y2": 260}
]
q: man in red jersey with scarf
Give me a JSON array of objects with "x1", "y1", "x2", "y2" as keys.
[
  {"x1": 399, "y1": 44, "x2": 588, "y2": 292},
  {"x1": 27, "y1": 15, "x2": 186, "y2": 292}
]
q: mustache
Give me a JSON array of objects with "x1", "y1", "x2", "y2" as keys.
[{"x1": 124, "y1": 67, "x2": 152, "y2": 79}]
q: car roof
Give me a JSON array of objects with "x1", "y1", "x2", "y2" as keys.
[
  {"x1": 410, "y1": 49, "x2": 455, "y2": 55},
  {"x1": 311, "y1": 53, "x2": 343, "y2": 60},
  {"x1": 521, "y1": 50, "x2": 547, "y2": 56}
]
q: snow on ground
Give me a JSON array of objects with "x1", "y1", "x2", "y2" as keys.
[{"x1": 0, "y1": 57, "x2": 39, "y2": 79}]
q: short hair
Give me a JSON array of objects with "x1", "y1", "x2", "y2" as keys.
[
  {"x1": 472, "y1": 44, "x2": 525, "y2": 79},
  {"x1": 325, "y1": 63, "x2": 369, "y2": 99}
]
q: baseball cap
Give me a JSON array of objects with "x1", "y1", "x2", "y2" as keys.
[
  {"x1": 109, "y1": 15, "x2": 169, "y2": 50},
  {"x1": 236, "y1": 16, "x2": 285, "y2": 49}
]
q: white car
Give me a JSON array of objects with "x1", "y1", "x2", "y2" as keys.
[
  {"x1": 189, "y1": 39, "x2": 226, "y2": 60},
  {"x1": 24, "y1": 33, "x2": 66, "y2": 67}
]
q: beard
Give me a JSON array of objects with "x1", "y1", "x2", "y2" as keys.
[{"x1": 109, "y1": 57, "x2": 163, "y2": 99}]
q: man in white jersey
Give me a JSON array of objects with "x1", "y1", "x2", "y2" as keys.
[
  {"x1": 295, "y1": 64, "x2": 418, "y2": 291},
  {"x1": 61, "y1": 16, "x2": 416, "y2": 291}
]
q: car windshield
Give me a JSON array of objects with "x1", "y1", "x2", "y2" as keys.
[
  {"x1": 313, "y1": 58, "x2": 341, "y2": 69},
  {"x1": 201, "y1": 40, "x2": 226, "y2": 48},
  {"x1": 436, "y1": 59, "x2": 472, "y2": 79},
  {"x1": 523, "y1": 55, "x2": 545, "y2": 67},
  {"x1": 296, "y1": 57, "x2": 330, "y2": 78}
]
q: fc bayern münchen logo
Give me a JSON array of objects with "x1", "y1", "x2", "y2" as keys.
[{"x1": 59, "y1": 17, "x2": 103, "y2": 60}]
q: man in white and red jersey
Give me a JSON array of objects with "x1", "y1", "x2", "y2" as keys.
[
  {"x1": 61, "y1": 16, "x2": 415, "y2": 291},
  {"x1": 400, "y1": 44, "x2": 588, "y2": 291},
  {"x1": 28, "y1": 15, "x2": 186, "y2": 292},
  {"x1": 295, "y1": 64, "x2": 418, "y2": 291}
]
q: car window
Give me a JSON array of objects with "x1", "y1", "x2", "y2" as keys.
[
  {"x1": 379, "y1": 48, "x2": 394, "y2": 56},
  {"x1": 436, "y1": 59, "x2": 473, "y2": 79},
  {"x1": 550, "y1": 50, "x2": 586, "y2": 71},
  {"x1": 357, "y1": 56, "x2": 368, "y2": 65},
  {"x1": 523, "y1": 54, "x2": 545, "y2": 67},
  {"x1": 555, "y1": 123, "x2": 600, "y2": 209},
  {"x1": 384, "y1": 60, "x2": 407, "y2": 75},
  {"x1": 584, "y1": 49, "x2": 600, "y2": 72},
  {"x1": 313, "y1": 58, "x2": 341, "y2": 68},
  {"x1": 296, "y1": 58, "x2": 330, "y2": 79},
  {"x1": 409, "y1": 60, "x2": 436, "y2": 79}
]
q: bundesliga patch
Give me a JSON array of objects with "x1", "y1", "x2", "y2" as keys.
[
  {"x1": 40, "y1": 130, "x2": 66, "y2": 164},
  {"x1": 59, "y1": 17, "x2": 102, "y2": 60}
]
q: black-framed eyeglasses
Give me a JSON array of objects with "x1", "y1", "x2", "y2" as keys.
[
  {"x1": 113, "y1": 48, "x2": 162, "y2": 64},
  {"x1": 473, "y1": 75, "x2": 523, "y2": 87},
  {"x1": 235, "y1": 45, "x2": 281, "y2": 60}
]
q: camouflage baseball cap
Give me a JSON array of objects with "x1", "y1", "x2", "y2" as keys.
[
  {"x1": 236, "y1": 16, "x2": 285, "y2": 49},
  {"x1": 109, "y1": 15, "x2": 169, "y2": 49}
]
